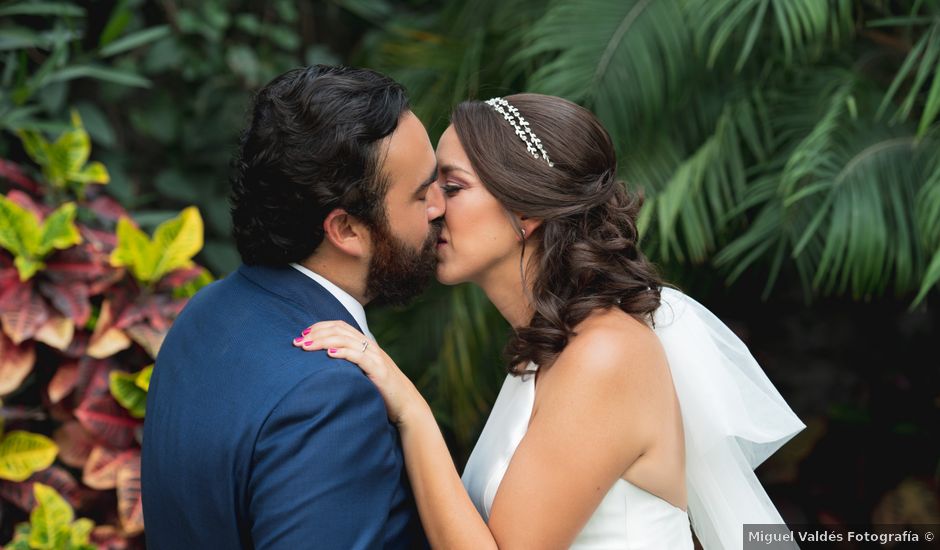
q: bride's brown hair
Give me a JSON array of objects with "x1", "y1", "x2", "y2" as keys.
[{"x1": 451, "y1": 93, "x2": 663, "y2": 374}]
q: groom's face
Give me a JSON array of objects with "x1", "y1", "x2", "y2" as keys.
[{"x1": 364, "y1": 111, "x2": 444, "y2": 306}]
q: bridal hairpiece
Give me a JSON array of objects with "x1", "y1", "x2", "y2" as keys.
[{"x1": 484, "y1": 97, "x2": 554, "y2": 167}]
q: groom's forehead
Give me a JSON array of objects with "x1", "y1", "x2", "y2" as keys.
[{"x1": 379, "y1": 112, "x2": 437, "y2": 194}]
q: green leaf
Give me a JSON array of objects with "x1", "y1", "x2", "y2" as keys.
[
  {"x1": 28, "y1": 483, "x2": 73, "y2": 549},
  {"x1": 99, "y1": 25, "x2": 172, "y2": 57},
  {"x1": 151, "y1": 206, "x2": 204, "y2": 282},
  {"x1": 72, "y1": 161, "x2": 109, "y2": 184},
  {"x1": 46, "y1": 65, "x2": 151, "y2": 88},
  {"x1": 135, "y1": 365, "x2": 153, "y2": 392},
  {"x1": 0, "y1": 431, "x2": 58, "y2": 482},
  {"x1": 69, "y1": 518, "x2": 94, "y2": 546},
  {"x1": 0, "y1": 2, "x2": 85, "y2": 17},
  {"x1": 109, "y1": 370, "x2": 147, "y2": 418},
  {"x1": 110, "y1": 217, "x2": 157, "y2": 282},
  {"x1": 37, "y1": 202, "x2": 82, "y2": 256}
]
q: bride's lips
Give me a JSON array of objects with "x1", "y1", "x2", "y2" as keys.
[{"x1": 436, "y1": 235, "x2": 448, "y2": 249}]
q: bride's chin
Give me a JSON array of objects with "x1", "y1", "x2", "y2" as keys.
[{"x1": 435, "y1": 265, "x2": 463, "y2": 286}]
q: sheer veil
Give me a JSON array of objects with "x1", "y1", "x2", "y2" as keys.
[{"x1": 653, "y1": 288, "x2": 805, "y2": 549}]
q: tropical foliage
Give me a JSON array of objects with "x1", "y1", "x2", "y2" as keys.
[{"x1": 1, "y1": 114, "x2": 209, "y2": 546}]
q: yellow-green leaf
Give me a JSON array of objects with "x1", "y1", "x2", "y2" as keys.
[
  {"x1": 37, "y1": 202, "x2": 82, "y2": 257},
  {"x1": 110, "y1": 217, "x2": 157, "y2": 282},
  {"x1": 151, "y1": 206, "x2": 204, "y2": 282},
  {"x1": 135, "y1": 365, "x2": 153, "y2": 392},
  {"x1": 72, "y1": 161, "x2": 110, "y2": 185},
  {"x1": 69, "y1": 517, "x2": 94, "y2": 545},
  {"x1": 0, "y1": 431, "x2": 59, "y2": 482},
  {"x1": 15, "y1": 129, "x2": 50, "y2": 169},
  {"x1": 12, "y1": 256, "x2": 44, "y2": 282},
  {"x1": 0, "y1": 195, "x2": 41, "y2": 259},
  {"x1": 109, "y1": 370, "x2": 147, "y2": 418},
  {"x1": 54, "y1": 112, "x2": 92, "y2": 179},
  {"x1": 28, "y1": 483, "x2": 73, "y2": 550}
]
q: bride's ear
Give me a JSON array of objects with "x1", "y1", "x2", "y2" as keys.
[
  {"x1": 323, "y1": 208, "x2": 368, "y2": 258},
  {"x1": 518, "y1": 215, "x2": 542, "y2": 241}
]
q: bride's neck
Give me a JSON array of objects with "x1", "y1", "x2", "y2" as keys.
[{"x1": 476, "y1": 251, "x2": 535, "y2": 330}]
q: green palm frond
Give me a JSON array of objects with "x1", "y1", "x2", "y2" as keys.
[
  {"x1": 359, "y1": 0, "x2": 543, "y2": 136},
  {"x1": 873, "y1": 7, "x2": 940, "y2": 137},
  {"x1": 692, "y1": 0, "x2": 853, "y2": 71},
  {"x1": 636, "y1": 92, "x2": 771, "y2": 263},
  {"x1": 717, "y1": 69, "x2": 930, "y2": 301},
  {"x1": 912, "y1": 131, "x2": 940, "y2": 304},
  {"x1": 516, "y1": 0, "x2": 692, "y2": 145}
]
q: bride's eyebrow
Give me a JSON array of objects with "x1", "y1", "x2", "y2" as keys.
[{"x1": 440, "y1": 164, "x2": 473, "y2": 177}]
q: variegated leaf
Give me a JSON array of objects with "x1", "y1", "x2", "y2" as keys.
[
  {"x1": 74, "y1": 392, "x2": 139, "y2": 449},
  {"x1": 82, "y1": 446, "x2": 134, "y2": 490},
  {"x1": 52, "y1": 421, "x2": 94, "y2": 468},
  {"x1": 47, "y1": 360, "x2": 79, "y2": 404},
  {"x1": 0, "y1": 333, "x2": 35, "y2": 396},
  {"x1": 34, "y1": 315, "x2": 75, "y2": 351},
  {"x1": 0, "y1": 431, "x2": 58, "y2": 482},
  {"x1": 116, "y1": 453, "x2": 143, "y2": 535}
]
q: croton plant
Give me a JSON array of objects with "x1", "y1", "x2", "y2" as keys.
[{"x1": 0, "y1": 113, "x2": 212, "y2": 549}]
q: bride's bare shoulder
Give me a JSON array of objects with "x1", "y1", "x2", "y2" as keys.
[{"x1": 564, "y1": 308, "x2": 665, "y2": 368}]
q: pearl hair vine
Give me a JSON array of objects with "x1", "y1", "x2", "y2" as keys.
[{"x1": 484, "y1": 97, "x2": 554, "y2": 167}]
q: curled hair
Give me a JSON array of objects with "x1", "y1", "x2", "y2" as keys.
[
  {"x1": 230, "y1": 65, "x2": 409, "y2": 265},
  {"x1": 452, "y1": 93, "x2": 663, "y2": 373}
]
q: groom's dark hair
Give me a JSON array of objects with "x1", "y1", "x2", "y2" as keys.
[{"x1": 230, "y1": 65, "x2": 410, "y2": 265}]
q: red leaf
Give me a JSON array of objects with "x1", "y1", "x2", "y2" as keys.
[
  {"x1": 61, "y1": 330, "x2": 90, "y2": 359},
  {"x1": 156, "y1": 266, "x2": 204, "y2": 290},
  {"x1": 0, "y1": 284, "x2": 49, "y2": 343},
  {"x1": 90, "y1": 525, "x2": 131, "y2": 550},
  {"x1": 125, "y1": 323, "x2": 167, "y2": 358},
  {"x1": 84, "y1": 196, "x2": 128, "y2": 225},
  {"x1": 5, "y1": 190, "x2": 49, "y2": 218},
  {"x1": 0, "y1": 159, "x2": 41, "y2": 194},
  {"x1": 75, "y1": 391, "x2": 140, "y2": 449},
  {"x1": 73, "y1": 357, "x2": 111, "y2": 404},
  {"x1": 0, "y1": 332, "x2": 35, "y2": 396},
  {"x1": 82, "y1": 445, "x2": 136, "y2": 490},
  {"x1": 38, "y1": 280, "x2": 91, "y2": 326},
  {"x1": 0, "y1": 261, "x2": 28, "y2": 309},
  {"x1": 53, "y1": 420, "x2": 96, "y2": 468},
  {"x1": 116, "y1": 452, "x2": 143, "y2": 536},
  {"x1": 0, "y1": 466, "x2": 81, "y2": 511},
  {"x1": 47, "y1": 360, "x2": 80, "y2": 404}
]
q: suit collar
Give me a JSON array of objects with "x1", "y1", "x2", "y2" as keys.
[{"x1": 236, "y1": 263, "x2": 364, "y2": 334}]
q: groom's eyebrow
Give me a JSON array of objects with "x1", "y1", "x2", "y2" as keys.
[{"x1": 414, "y1": 164, "x2": 438, "y2": 194}]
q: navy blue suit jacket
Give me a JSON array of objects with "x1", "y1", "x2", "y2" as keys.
[{"x1": 142, "y1": 264, "x2": 426, "y2": 549}]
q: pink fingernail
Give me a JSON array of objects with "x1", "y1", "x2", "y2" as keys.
[
  {"x1": 302, "y1": 328, "x2": 311, "y2": 335},
  {"x1": 328, "y1": 348, "x2": 337, "y2": 354},
  {"x1": 293, "y1": 337, "x2": 304, "y2": 344},
  {"x1": 303, "y1": 340, "x2": 313, "y2": 346}
]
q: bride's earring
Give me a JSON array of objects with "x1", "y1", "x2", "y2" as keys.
[{"x1": 520, "y1": 228, "x2": 526, "y2": 240}]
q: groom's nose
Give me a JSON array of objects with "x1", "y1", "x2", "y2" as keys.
[{"x1": 426, "y1": 182, "x2": 445, "y2": 221}]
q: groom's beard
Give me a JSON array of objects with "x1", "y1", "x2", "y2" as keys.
[{"x1": 365, "y1": 218, "x2": 442, "y2": 307}]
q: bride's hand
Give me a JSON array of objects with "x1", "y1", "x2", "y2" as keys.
[{"x1": 293, "y1": 321, "x2": 424, "y2": 425}]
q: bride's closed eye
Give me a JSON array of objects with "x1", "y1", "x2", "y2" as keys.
[{"x1": 440, "y1": 182, "x2": 463, "y2": 197}]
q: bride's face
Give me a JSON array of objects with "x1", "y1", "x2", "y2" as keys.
[{"x1": 434, "y1": 125, "x2": 521, "y2": 285}]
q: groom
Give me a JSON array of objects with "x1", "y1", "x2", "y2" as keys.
[{"x1": 142, "y1": 66, "x2": 443, "y2": 548}]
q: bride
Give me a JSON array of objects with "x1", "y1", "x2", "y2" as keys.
[{"x1": 294, "y1": 93, "x2": 805, "y2": 549}]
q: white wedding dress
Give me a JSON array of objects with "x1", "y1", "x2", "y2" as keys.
[{"x1": 461, "y1": 288, "x2": 805, "y2": 549}]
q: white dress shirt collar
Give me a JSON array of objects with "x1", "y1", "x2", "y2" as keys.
[{"x1": 290, "y1": 263, "x2": 374, "y2": 340}]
